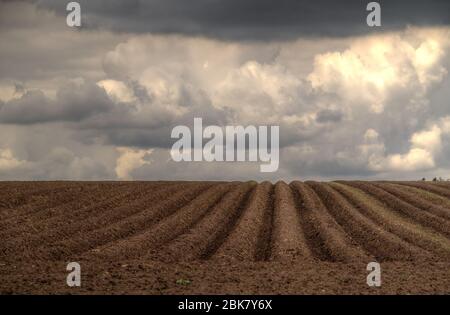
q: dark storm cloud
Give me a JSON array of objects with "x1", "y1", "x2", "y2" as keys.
[
  {"x1": 315, "y1": 109, "x2": 343, "y2": 123},
  {"x1": 32, "y1": 0, "x2": 450, "y2": 40},
  {"x1": 0, "y1": 82, "x2": 113, "y2": 124}
]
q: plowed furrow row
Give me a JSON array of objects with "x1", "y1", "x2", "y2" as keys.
[
  {"x1": 19, "y1": 184, "x2": 212, "y2": 261},
  {"x1": 345, "y1": 182, "x2": 450, "y2": 238},
  {"x1": 270, "y1": 182, "x2": 312, "y2": 260},
  {"x1": 0, "y1": 184, "x2": 131, "y2": 233},
  {"x1": 34, "y1": 183, "x2": 176, "y2": 227},
  {"x1": 373, "y1": 183, "x2": 450, "y2": 221},
  {"x1": 0, "y1": 183, "x2": 86, "y2": 211},
  {"x1": 332, "y1": 182, "x2": 450, "y2": 260},
  {"x1": 46, "y1": 183, "x2": 191, "y2": 241},
  {"x1": 153, "y1": 183, "x2": 255, "y2": 262},
  {"x1": 0, "y1": 184, "x2": 194, "y2": 261},
  {"x1": 291, "y1": 181, "x2": 363, "y2": 262},
  {"x1": 387, "y1": 183, "x2": 450, "y2": 210},
  {"x1": 397, "y1": 182, "x2": 450, "y2": 199},
  {"x1": 254, "y1": 182, "x2": 275, "y2": 261},
  {"x1": 2, "y1": 185, "x2": 133, "y2": 230},
  {"x1": 212, "y1": 182, "x2": 273, "y2": 261},
  {"x1": 309, "y1": 182, "x2": 422, "y2": 261},
  {"x1": 2, "y1": 181, "x2": 449, "y2": 265},
  {"x1": 201, "y1": 184, "x2": 256, "y2": 260},
  {"x1": 84, "y1": 184, "x2": 233, "y2": 261},
  {"x1": 0, "y1": 184, "x2": 150, "y2": 244},
  {"x1": 0, "y1": 183, "x2": 96, "y2": 221},
  {"x1": 433, "y1": 182, "x2": 450, "y2": 189},
  {"x1": 29, "y1": 183, "x2": 171, "y2": 223}
]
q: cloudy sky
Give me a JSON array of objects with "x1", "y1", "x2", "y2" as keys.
[{"x1": 0, "y1": 0, "x2": 449, "y2": 181}]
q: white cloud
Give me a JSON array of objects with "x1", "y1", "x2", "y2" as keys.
[
  {"x1": 364, "y1": 117, "x2": 450, "y2": 172},
  {"x1": 0, "y1": 148, "x2": 24, "y2": 171},
  {"x1": 383, "y1": 148, "x2": 435, "y2": 172},
  {"x1": 97, "y1": 80, "x2": 136, "y2": 103},
  {"x1": 308, "y1": 28, "x2": 449, "y2": 113},
  {"x1": 1, "y1": 2, "x2": 450, "y2": 180},
  {"x1": 364, "y1": 129, "x2": 380, "y2": 142},
  {"x1": 115, "y1": 147, "x2": 153, "y2": 180},
  {"x1": 410, "y1": 125, "x2": 442, "y2": 153},
  {"x1": 213, "y1": 61, "x2": 303, "y2": 124}
]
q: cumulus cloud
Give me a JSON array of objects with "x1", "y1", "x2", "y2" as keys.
[
  {"x1": 1, "y1": 1, "x2": 450, "y2": 180},
  {"x1": 315, "y1": 109, "x2": 343, "y2": 124},
  {"x1": 115, "y1": 147, "x2": 153, "y2": 180},
  {"x1": 98, "y1": 35, "x2": 343, "y2": 149},
  {"x1": 40, "y1": 147, "x2": 112, "y2": 179},
  {"x1": 308, "y1": 28, "x2": 449, "y2": 113},
  {"x1": 0, "y1": 81, "x2": 114, "y2": 124},
  {"x1": 362, "y1": 117, "x2": 450, "y2": 172},
  {"x1": 0, "y1": 148, "x2": 25, "y2": 171},
  {"x1": 97, "y1": 80, "x2": 136, "y2": 103},
  {"x1": 0, "y1": 143, "x2": 113, "y2": 180}
]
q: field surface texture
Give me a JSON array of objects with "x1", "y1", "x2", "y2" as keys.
[{"x1": 1, "y1": 181, "x2": 450, "y2": 294}]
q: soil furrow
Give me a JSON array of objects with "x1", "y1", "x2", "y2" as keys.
[
  {"x1": 343, "y1": 182, "x2": 450, "y2": 238},
  {"x1": 372, "y1": 183, "x2": 450, "y2": 221},
  {"x1": 33, "y1": 182, "x2": 177, "y2": 228},
  {"x1": 0, "y1": 183, "x2": 133, "y2": 233},
  {"x1": 154, "y1": 182, "x2": 255, "y2": 262},
  {"x1": 0, "y1": 184, "x2": 152, "y2": 248},
  {"x1": 33, "y1": 184, "x2": 211, "y2": 261},
  {"x1": 200, "y1": 184, "x2": 256, "y2": 260},
  {"x1": 0, "y1": 183, "x2": 208, "y2": 261},
  {"x1": 291, "y1": 181, "x2": 362, "y2": 262},
  {"x1": 0, "y1": 183, "x2": 87, "y2": 211},
  {"x1": 30, "y1": 183, "x2": 172, "y2": 223},
  {"x1": 434, "y1": 182, "x2": 450, "y2": 190},
  {"x1": 84, "y1": 183, "x2": 234, "y2": 261},
  {"x1": 0, "y1": 184, "x2": 133, "y2": 234},
  {"x1": 386, "y1": 183, "x2": 450, "y2": 210},
  {"x1": 397, "y1": 182, "x2": 450, "y2": 199},
  {"x1": 212, "y1": 182, "x2": 273, "y2": 261},
  {"x1": 270, "y1": 181, "x2": 312, "y2": 260},
  {"x1": 332, "y1": 182, "x2": 450, "y2": 260},
  {"x1": 255, "y1": 182, "x2": 275, "y2": 261},
  {"x1": 308, "y1": 182, "x2": 423, "y2": 261},
  {"x1": 0, "y1": 183, "x2": 98, "y2": 221}
]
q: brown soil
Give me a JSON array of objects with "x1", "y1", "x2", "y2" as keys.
[{"x1": 0, "y1": 181, "x2": 449, "y2": 294}]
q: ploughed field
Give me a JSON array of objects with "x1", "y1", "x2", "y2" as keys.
[{"x1": 1, "y1": 181, "x2": 450, "y2": 294}]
